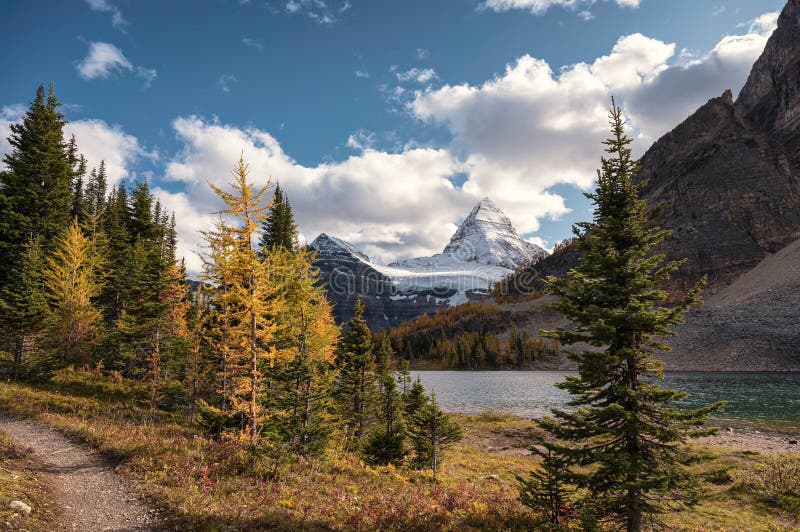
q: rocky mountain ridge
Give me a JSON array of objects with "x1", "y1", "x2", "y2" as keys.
[{"x1": 310, "y1": 198, "x2": 546, "y2": 329}]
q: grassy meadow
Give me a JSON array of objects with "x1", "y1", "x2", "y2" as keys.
[{"x1": 0, "y1": 369, "x2": 798, "y2": 530}]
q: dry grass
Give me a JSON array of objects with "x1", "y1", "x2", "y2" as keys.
[
  {"x1": 0, "y1": 431, "x2": 60, "y2": 531},
  {"x1": 0, "y1": 370, "x2": 798, "y2": 530}
]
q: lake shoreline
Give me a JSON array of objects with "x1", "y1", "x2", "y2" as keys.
[
  {"x1": 456, "y1": 412, "x2": 800, "y2": 457},
  {"x1": 412, "y1": 370, "x2": 800, "y2": 436}
]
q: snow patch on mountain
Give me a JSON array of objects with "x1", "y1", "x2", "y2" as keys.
[
  {"x1": 310, "y1": 197, "x2": 548, "y2": 306},
  {"x1": 393, "y1": 197, "x2": 547, "y2": 270}
]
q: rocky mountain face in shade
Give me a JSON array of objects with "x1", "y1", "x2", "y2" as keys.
[
  {"x1": 636, "y1": 0, "x2": 800, "y2": 295},
  {"x1": 436, "y1": 0, "x2": 800, "y2": 370},
  {"x1": 310, "y1": 199, "x2": 547, "y2": 329},
  {"x1": 511, "y1": 0, "x2": 800, "y2": 298}
]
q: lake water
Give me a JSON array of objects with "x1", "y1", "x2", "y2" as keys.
[{"x1": 411, "y1": 371, "x2": 800, "y2": 432}]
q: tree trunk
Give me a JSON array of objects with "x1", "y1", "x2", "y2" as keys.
[
  {"x1": 149, "y1": 325, "x2": 161, "y2": 420},
  {"x1": 12, "y1": 334, "x2": 24, "y2": 381},
  {"x1": 250, "y1": 302, "x2": 258, "y2": 442}
]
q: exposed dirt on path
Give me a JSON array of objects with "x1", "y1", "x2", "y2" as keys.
[{"x1": 0, "y1": 419, "x2": 160, "y2": 531}]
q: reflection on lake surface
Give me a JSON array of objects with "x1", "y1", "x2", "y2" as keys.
[{"x1": 411, "y1": 371, "x2": 800, "y2": 431}]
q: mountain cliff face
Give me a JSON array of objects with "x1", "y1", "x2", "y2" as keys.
[
  {"x1": 443, "y1": 0, "x2": 800, "y2": 370},
  {"x1": 638, "y1": 0, "x2": 800, "y2": 295},
  {"x1": 509, "y1": 0, "x2": 800, "y2": 298},
  {"x1": 311, "y1": 198, "x2": 546, "y2": 329}
]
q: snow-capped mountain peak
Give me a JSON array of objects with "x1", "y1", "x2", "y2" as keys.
[
  {"x1": 309, "y1": 198, "x2": 549, "y2": 324},
  {"x1": 310, "y1": 233, "x2": 371, "y2": 262},
  {"x1": 440, "y1": 197, "x2": 547, "y2": 269},
  {"x1": 464, "y1": 197, "x2": 510, "y2": 225}
]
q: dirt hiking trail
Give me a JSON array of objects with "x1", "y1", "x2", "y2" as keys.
[{"x1": 0, "y1": 418, "x2": 160, "y2": 531}]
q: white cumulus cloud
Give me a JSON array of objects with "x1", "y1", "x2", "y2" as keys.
[
  {"x1": 409, "y1": 15, "x2": 776, "y2": 215},
  {"x1": 156, "y1": 117, "x2": 474, "y2": 272},
  {"x1": 65, "y1": 119, "x2": 155, "y2": 186},
  {"x1": 1, "y1": 108, "x2": 154, "y2": 195},
  {"x1": 0, "y1": 104, "x2": 26, "y2": 165},
  {"x1": 76, "y1": 42, "x2": 157, "y2": 87}
]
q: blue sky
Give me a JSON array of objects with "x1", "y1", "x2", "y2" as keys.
[{"x1": 0, "y1": 0, "x2": 786, "y2": 272}]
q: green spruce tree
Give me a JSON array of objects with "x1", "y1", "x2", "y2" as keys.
[
  {"x1": 407, "y1": 392, "x2": 462, "y2": 480},
  {"x1": 397, "y1": 359, "x2": 412, "y2": 398},
  {"x1": 516, "y1": 445, "x2": 572, "y2": 529},
  {"x1": 84, "y1": 161, "x2": 108, "y2": 218},
  {"x1": 265, "y1": 245, "x2": 339, "y2": 460},
  {"x1": 529, "y1": 101, "x2": 722, "y2": 531},
  {"x1": 259, "y1": 183, "x2": 298, "y2": 257},
  {"x1": 67, "y1": 134, "x2": 89, "y2": 223},
  {"x1": 363, "y1": 337, "x2": 406, "y2": 465},
  {"x1": 0, "y1": 236, "x2": 50, "y2": 379},
  {"x1": 334, "y1": 298, "x2": 377, "y2": 448},
  {"x1": 0, "y1": 84, "x2": 73, "y2": 287},
  {"x1": 100, "y1": 183, "x2": 130, "y2": 323},
  {"x1": 404, "y1": 376, "x2": 428, "y2": 418}
]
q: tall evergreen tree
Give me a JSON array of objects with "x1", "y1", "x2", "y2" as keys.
[
  {"x1": 128, "y1": 180, "x2": 157, "y2": 241},
  {"x1": 265, "y1": 246, "x2": 339, "y2": 458},
  {"x1": 100, "y1": 183, "x2": 130, "y2": 323},
  {"x1": 335, "y1": 299, "x2": 376, "y2": 447},
  {"x1": 259, "y1": 183, "x2": 298, "y2": 256},
  {"x1": 528, "y1": 101, "x2": 722, "y2": 531},
  {"x1": 397, "y1": 359, "x2": 412, "y2": 398},
  {"x1": 113, "y1": 186, "x2": 189, "y2": 411},
  {"x1": 67, "y1": 135, "x2": 89, "y2": 222},
  {"x1": 363, "y1": 336, "x2": 406, "y2": 465},
  {"x1": 84, "y1": 161, "x2": 108, "y2": 218},
  {"x1": 0, "y1": 84, "x2": 73, "y2": 287},
  {"x1": 0, "y1": 235, "x2": 50, "y2": 379},
  {"x1": 187, "y1": 282, "x2": 206, "y2": 426}
]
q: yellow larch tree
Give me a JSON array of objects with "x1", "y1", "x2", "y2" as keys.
[
  {"x1": 43, "y1": 218, "x2": 103, "y2": 366},
  {"x1": 206, "y1": 156, "x2": 283, "y2": 442}
]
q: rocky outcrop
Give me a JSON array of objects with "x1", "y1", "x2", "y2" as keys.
[
  {"x1": 737, "y1": 0, "x2": 800, "y2": 158},
  {"x1": 637, "y1": 0, "x2": 800, "y2": 295},
  {"x1": 637, "y1": 88, "x2": 800, "y2": 295}
]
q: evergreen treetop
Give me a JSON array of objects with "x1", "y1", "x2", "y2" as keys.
[
  {"x1": 0, "y1": 84, "x2": 73, "y2": 286},
  {"x1": 259, "y1": 183, "x2": 298, "y2": 256},
  {"x1": 335, "y1": 298, "x2": 376, "y2": 445}
]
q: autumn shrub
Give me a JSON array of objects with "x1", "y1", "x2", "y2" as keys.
[
  {"x1": 734, "y1": 454, "x2": 800, "y2": 502},
  {"x1": 477, "y1": 409, "x2": 516, "y2": 423}
]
